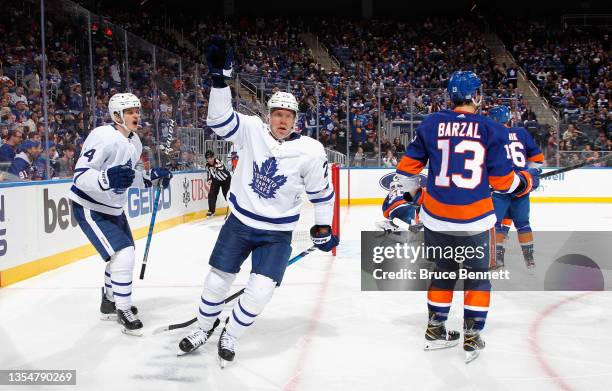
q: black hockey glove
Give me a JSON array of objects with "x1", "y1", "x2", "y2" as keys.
[
  {"x1": 310, "y1": 225, "x2": 339, "y2": 252},
  {"x1": 205, "y1": 36, "x2": 234, "y2": 88}
]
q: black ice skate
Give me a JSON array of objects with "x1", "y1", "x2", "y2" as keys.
[
  {"x1": 424, "y1": 320, "x2": 460, "y2": 350},
  {"x1": 117, "y1": 308, "x2": 143, "y2": 336},
  {"x1": 464, "y1": 319, "x2": 485, "y2": 364},
  {"x1": 491, "y1": 245, "x2": 505, "y2": 270},
  {"x1": 522, "y1": 244, "x2": 536, "y2": 274},
  {"x1": 206, "y1": 210, "x2": 215, "y2": 217},
  {"x1": 100, "y1": 287, "x2": 138, "y2": 320},
  {"x1": 177, "y1": 318, "x2": 221, "y2": 356},
  {"x1": 217, "y1": 327, "x2": 237, "y2": 369}
]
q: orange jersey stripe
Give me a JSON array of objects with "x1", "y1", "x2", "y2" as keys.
[
  {"x1": 423, "y1": 192, "x2": 493, "y2": 221},
  {"x1": 528, "y1": 153, "x2": 545, "y2": 163},
  {"x1": 489, "y1": 171, "x2": 515, "y2": 191},
  {"x1": 383, "y1": 199, "x2": 406, "y2": 218},
  {"x1": 464, "y1": 290, "x2": 490, "y2": 308},
  {"x1": 502, "y1": 218, "x2": 512, "y2": 226},
  {"x1": 397, "y1": 156, "x2": 426, "y2": 175},
  {"x1": 427, "y1": 288, "x2": 453, "y2": 305}
]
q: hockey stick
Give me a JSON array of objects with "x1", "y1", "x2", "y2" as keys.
[
  {"x1": 539, "y1": 152, "x2": 612, "y2": 179},
  {"x1": 139, "y1": 112, "x2": 177, "y2": 279},
  {"x1": 152, "y1": 245, "x2": 317, "y2": 334}
]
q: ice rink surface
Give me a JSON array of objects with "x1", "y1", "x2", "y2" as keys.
[{"x1": 2, "y1": 203, "x2": 612, "y2": 391}]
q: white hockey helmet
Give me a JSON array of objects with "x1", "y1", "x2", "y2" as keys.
[
  {"x1": 268, "y1": 91, "x2": 299, "y2": 116},
  {"x1": 108, "y1": 93, "x2": 141, "y2": 128}
]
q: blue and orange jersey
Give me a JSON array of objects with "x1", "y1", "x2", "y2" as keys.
[
  {"x1": 396, "y1": 109, "x2": 518, "y2": 231},
  {"x1": 504, "y1": 126, "x2": 544, "y2": 170}
]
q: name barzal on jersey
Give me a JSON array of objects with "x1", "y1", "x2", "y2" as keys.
[{"x1": 206, "y1": 86, "x2": 334, "y2": 231}]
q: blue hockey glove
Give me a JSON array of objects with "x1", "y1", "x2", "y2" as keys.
[
  {"x1": 99, "y1": 164, "x2": 135, "y2": 191},
  {"x1": 205, "y1": 36, "x2": 234, "y2": 88},
  {"x1": 514, "y1": 168, "x2": 541, "y2": 197},
  {"x1": 145, "y1": 167, "x2": 173, "y2": 189},
  {"x1": 310, "y1": 225, "x2": 339, "y2": 252}
]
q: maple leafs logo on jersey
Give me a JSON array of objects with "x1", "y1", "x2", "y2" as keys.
[{"x1": 249, "y1": 157, "x2": 287, "y2": 199}]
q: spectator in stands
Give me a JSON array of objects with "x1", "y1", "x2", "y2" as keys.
[
  {"x1": 34, "y1": 141, "x2": 58, "y2": 179},
  {"x1": 353, "y1": 146, "x2": 365, "y2": 167},
  {"x1": 382, "y1": 149, "x2": 398, "y2": 168},
  {"x1": 392, "y1": 137, "x2": 405, "y2": 154},
  {"x1": 0, "y1": 128, "x2": 23, "y2": 162},
  {"x1": 8, "y1": 140, "x2": 41, "y2": 180},
  {"x1": 56, "y1": 144, "x2": 76, "y2": 177}
]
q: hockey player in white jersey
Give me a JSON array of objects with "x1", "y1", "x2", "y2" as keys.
[
  {"x1": 68, "y1": 93, "x2": 173, "y2": 335},
  {"x1": 178, "y1": 37, "x2": 339, "y2": 367}
]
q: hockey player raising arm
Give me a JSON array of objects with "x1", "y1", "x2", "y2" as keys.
[
  {"x1": 178, "y1": 37, "x2": 339, "y2": 367},
  {"x1": 385, "y1": 71, "x2": 540, "y2": 363},
  {"x1": 68, "y1": 93, "x2": 172, "y2": 335}
]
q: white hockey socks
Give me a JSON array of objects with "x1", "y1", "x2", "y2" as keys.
[
  {"x1": 109, "y1": 246, "x2": 135, "y2": 310},
  {"x1": 226, "y1": 273, "x2": 276, "y2": 339},
  {"x1": 104, "y1": 262, "x2": 114, "y2": 300},
  {"x1": 197, "y1": 268, "x2": 236, "y2": 331}
]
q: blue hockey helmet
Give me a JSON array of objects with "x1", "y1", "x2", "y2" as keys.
[
  {"x1": 447, "y1": 71, "x2": 482, "y2": 106},
  {"x1": 489, "y1": 105, "x2": 511, "y2": 125}
]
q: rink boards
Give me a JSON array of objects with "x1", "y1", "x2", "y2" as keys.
[
  {"x1": 0, "y1": 170, "x2": 225, "y2": 286},
  {"x1": 0, "y1": 167, "x2": 611, "y2": 287},
  {"x1": 339, "y1": 167, "x2": 612, "y2": 205}
]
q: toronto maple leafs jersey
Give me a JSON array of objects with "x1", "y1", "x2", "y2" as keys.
[
  {"x1": 396, "y1": 109, "x2": 522, "y2": 231},
  {"x1": 207, "y1": 86, "x2": 334, "y2": 231},
  {"x1": 505, "y1": 126, "x2": 544, "y2": 170},
  {"x1": 68, "y1": 125, "x2": 145, "y2": 216}
]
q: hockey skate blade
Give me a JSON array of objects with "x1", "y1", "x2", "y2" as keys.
[
  {"x1": 100, "y1": 313, "x2": 117, "y2": 321},
  {"x1": 465, "y1": 349, "x2": 480, "y2": 364},
  {"x1": 217, "y1": 356, "x2": 230, "y2": 369},
  {"x1": 424, "y1": 339, "x2": 460, "y2": 350},
  {"x1": 121, "y1": 328, "x2": 144, "y2": 337}
]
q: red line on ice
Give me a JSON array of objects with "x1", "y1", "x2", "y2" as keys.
[{"x1": 529, "y1": 292, "x2": 593, "y2": 391}]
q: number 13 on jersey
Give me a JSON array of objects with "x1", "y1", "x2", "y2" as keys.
[{"x1": 434, "y1": 139, "x2": 485, "y2": 190}]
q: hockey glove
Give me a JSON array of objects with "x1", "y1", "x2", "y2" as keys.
[
  {"x1": 99, "y1": 164, "x2": 135, "y2": 191},
  {"x1": 310, "y1": 225, "x2": 340, "y2": 252},
  {"x1": 144, "y1": 167, "x2": 173, "y2": 189},
  {"x1": 403, "y1": 187, "x2": 425, "y2": 206},
  {"x1": 513, "y1": 168, "x2": 541, "y2": 198},
  {"x1": 205, "y1": 36, "x2": 234, "y2": 88}
]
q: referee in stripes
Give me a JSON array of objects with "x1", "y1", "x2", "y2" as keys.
[{"x1": 205, "y1": 150, "x2": 231, "y2": 216}]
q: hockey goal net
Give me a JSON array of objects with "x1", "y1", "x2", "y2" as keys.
[{"x1": 291, "y1": 164, "x2": 341, "y2": 256}]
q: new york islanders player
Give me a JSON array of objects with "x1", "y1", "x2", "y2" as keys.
[
  {"x1": 488, "y1": 105, "x2": 544, "y2": 272},
  {"x1": 68, "y1": 93, "x2": 172, "y2": 335},
  {"x1": 178, "y1": 37, "x2": 339, "y2": 367},
  {"x1": 387, "y1": 71, "x2": 541, "y2": 363}
]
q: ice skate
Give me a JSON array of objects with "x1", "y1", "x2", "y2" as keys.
[
  {"x1": 177, "y1": 318, "x2": 220, "y2": 356},
  {"x1": 464, "y1": 319, "x2": 485, "y2": 363},
  {"x1": 424, "y1": 320, "x2": 460, "y2": 350},
  {"x1": 491, "y1": 246, "x2": 505, "y2": 270},
  {"x1": 117, "y1": 308, "x2": 143, "y2": 336},
  {"x1": 100, "y1": 287, "x2": 138, "y2": 320},
  {"x1": 217, "y1": 327, "x2": 237, "y2": 369},
  {"x1": 522, "y1": 245, "x2": 536, "y2": 275}
]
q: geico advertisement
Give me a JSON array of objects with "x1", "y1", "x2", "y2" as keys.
[{"x1": 0, "y1": 171, "x2": 212, "y2": 270}]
